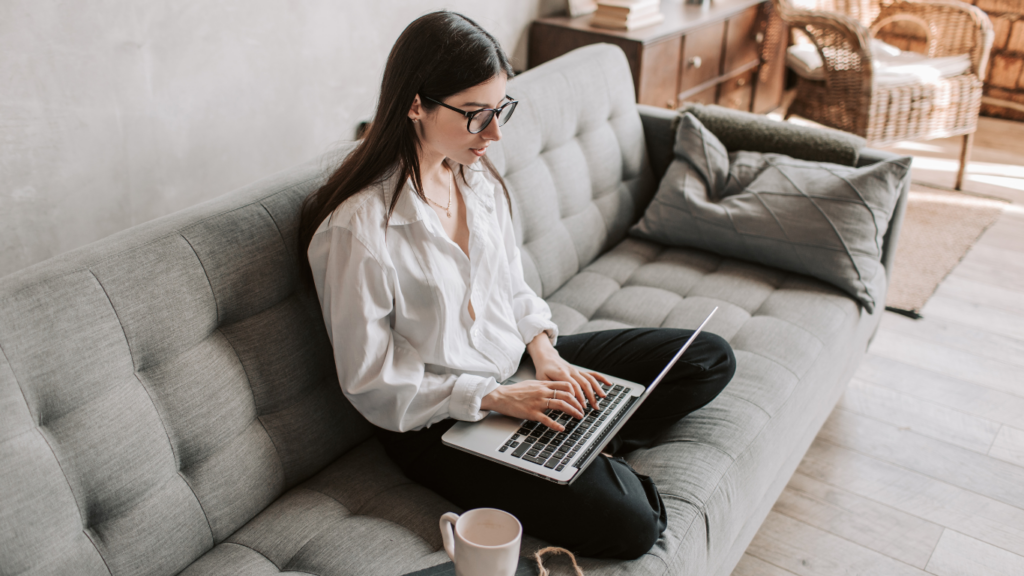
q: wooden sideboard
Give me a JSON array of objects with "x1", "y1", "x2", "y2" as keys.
[{"x1": 529, "y1": 0, "x2": 788, "y2": 114}]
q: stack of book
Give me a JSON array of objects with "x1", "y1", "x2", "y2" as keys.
[{"x1": 590, "y1": 0, "x2": 665, "y2": 30}]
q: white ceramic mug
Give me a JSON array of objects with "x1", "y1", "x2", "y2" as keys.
[{"x1": 440, "y1": 508, "x2": 522, "y2": 576}]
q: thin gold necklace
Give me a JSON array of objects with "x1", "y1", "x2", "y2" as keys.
[{"x1": 424, "y1": 165, "x2": 452, "y2": 218}]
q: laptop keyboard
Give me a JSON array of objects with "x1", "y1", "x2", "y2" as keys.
[{"x1": 498, "y1": 383, "x2": 636, "y2": 472}]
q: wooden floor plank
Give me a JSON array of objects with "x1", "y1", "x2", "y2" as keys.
[
  {"x1": 899, "y1": 162, "x2": 1024, "y2": 206},
  {"x1": 770, "y1": 472, "x2": 943, "y2": 568},
  {"x1": 853, "y1": 354, "x2": 1024, "y2": 429},
  {"x1": 971, "y1": 116, "x2": 1024, "y2": 158},
  {"x1": 934, "y1": 183, "x2": 1024, "y2": 206},
  {"x1": 917, "y1": 293, "x2": 1024, "y2": 345},
  {"x1": 746, "y1": 512, "x2": 929, "y2": 576},
  {"x1": 838, "y1": 378, "x2": 1001, "y2": 454},
  {"x1": 926, "y1": 530, "x2": 1024, "y2": 576},
  {"x1": 989, "y1": 425, "x2": 1024, "y2": 469},
  {"x1": 961, "y1": 241, "x2": 1024, "y2": 271},
  {"x1": 931, "y1": 275, "x2": 1024, "y2": 317},
  {"x1": 878, "y1": 310, "x2": 1024, "y2": 369},
  {"x1": 881, "y1": 116, "x2": 1024, "y2": 204},
  {"x1": 797, "y1": 439, "x2": 1024, "y2": 558},
  {"x1": 867, "y1": 330, "x2": 1023, "y2": 399},
  {"x1": 730, "y1": 553, "x2": 801, "y2": 576},
  {"x1": 959, "y1": 178, "x2": 1024, "y2": 206},
  {"x1": 974, "y1": 210, "x2": 1024, "y2": 251},
  {"x1": 819, "y1": 409, "x2": 1024, "y2": 510},
  {"x1": 949, "y1": 245, "x2": 1024, "y2": 293}
]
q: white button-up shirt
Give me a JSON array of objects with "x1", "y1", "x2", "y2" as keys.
[{"x1": 308, "y1": 159, "x2": 559, "y2": 432}]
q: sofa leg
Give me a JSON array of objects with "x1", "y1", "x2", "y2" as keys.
[{"x1": 955, "y1": 132, "x2": 974, "y2": 191}]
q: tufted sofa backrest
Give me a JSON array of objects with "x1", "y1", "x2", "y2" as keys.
[
  {"x1": 0, "y1": 165, "x2": 371, "y2": 575},
  {"x1": 0, "y1": 43, "x2": 654, "y2": 575},
  {"x1": 491, "y1": 44, "x2": 655, "y2": 298}
]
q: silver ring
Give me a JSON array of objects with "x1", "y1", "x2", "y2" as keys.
[
  {"x1": 552, "y1": 389, "x2": 557, "y2": 400},
  {"x1": 546, "y1": 399, "x2": 550, "y2": 409}
]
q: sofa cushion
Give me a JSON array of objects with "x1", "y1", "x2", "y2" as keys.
[
  {"x1": 630, "y1": 113, "x2": 910, "y2": 313},
  {"x1": 549, "y1": 237, "x2": 858, "y2": 363},
  {"x1": 179, "y1": 438, "x2": 551, "y2": 576}
]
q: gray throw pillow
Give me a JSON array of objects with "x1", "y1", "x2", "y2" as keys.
[{"x1": 631, "y1": 113, "x2": 910, "y2": 313}]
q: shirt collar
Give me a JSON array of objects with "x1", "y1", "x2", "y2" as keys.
[
  {"x1": 384, "y1": 169, "x2": 424, "y2": 226},
  {"x1": 385, "y1": 159, "x2": 492, "y2": 225}
]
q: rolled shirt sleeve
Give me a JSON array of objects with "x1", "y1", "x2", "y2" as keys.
[
  {"x1": 309, "y1": 225, "x2": 500, "y2": 432},
  {"x1": 450, "y1": 372, "x2": 501, "y2": 422},
  {"x1": 517, "y1": 312, "x2": 558, "y2": 348}
]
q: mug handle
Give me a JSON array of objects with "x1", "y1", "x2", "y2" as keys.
[{"x1": 439, "y1": 512, "x2": 461, "y2": 562}]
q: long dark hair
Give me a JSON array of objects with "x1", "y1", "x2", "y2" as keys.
[{"x1": 298, "y1": 10, "x2": 514, "y2": 283}]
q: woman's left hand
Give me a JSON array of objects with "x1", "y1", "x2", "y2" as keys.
[{"x1": 528, "y1": 334, "x2": 610, "y2": 411}]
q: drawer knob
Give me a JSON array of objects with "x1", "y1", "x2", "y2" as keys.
[
  {"x1": 755, "y1": 31, "x2": 765, "y2": 43},
  {"x1": 667, "y1": 99, "x2": 675, "y2": 108},
  {"x1": 689, "y1": 56, "x2": 702, "y2": 69},
  {"x1": 737, "y1": 77, "x2": 747, "y2": 86}
]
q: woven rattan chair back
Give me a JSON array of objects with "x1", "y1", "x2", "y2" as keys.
[{"x1": 774, "y1": 0, "x2": 994, "y2": 189}]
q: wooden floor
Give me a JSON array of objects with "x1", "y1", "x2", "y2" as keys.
[{"x1": 732, "y1": 115, "x2": 1024, "y2": 576}]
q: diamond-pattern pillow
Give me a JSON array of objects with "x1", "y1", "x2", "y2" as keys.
[{"x1": 631, "y1": 113, "x2": 910, "y2": 313}]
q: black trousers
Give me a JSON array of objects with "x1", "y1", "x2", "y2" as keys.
[{"x1": 376, "y1": 328, "x2": 736, "y2": 560}]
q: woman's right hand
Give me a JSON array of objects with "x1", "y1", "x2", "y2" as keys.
[{"x1": 480, "y1": 380, "x2": 585, "y2": 432}]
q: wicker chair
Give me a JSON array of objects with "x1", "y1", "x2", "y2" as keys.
[{"x1": 773, "y1": 0, "x2": 993, "y2": 189}]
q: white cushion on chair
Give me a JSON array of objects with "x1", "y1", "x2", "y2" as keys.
[{"x1": 786, "y1": 39, "x2": 971, "y2": 87}]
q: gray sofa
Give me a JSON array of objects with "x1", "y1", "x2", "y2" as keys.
[{"x1": 0, "y1": 44, "x2": 908, "y2": 576}]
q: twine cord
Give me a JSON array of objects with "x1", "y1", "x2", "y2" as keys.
[{"x1": 533, "y1": 546, "x2": 584, "y2": 576}]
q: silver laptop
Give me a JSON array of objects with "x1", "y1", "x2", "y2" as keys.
[{"x1": 442, "y1": 307, "x2": 718, "y2": 485}]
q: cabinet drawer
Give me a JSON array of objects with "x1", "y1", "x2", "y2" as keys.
[
  {"x1": 679, "y1": 21, "x2": 725, "y2": 95},
  {"x1": 639, "y1": 36, "x2": 683, "y2": 109},
  {"x1": 724, "y1": 5, "x2": 762, "y2": 73},
  {"x1": 717, "y1": 71, "x2": 755, "y2": 111}
]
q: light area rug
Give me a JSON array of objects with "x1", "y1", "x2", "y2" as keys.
[{"x1": 885, "y1": 186, "x2": 1007, "y2": 317}]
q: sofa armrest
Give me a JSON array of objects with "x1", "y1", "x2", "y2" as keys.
[
  {"x1": 859, "y1": 148, "x2": 911, "y2": 281},
  {"x1": 638, "y1": 102, "x2": 867, "y2": 177},
  {"x1": 638, "y1": 104, "x2": 679, "y2": 184},
  {"x1": 681, "y1": 103, "x2": 866, "y2": 165}
]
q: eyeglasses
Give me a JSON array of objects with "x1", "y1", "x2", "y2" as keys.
[{"x1": 421, "y1": 95, "x2": 518, "y2": 134}]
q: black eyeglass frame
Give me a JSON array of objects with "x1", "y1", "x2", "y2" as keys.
[{"x1": 421, "y1": 95, "x2": 518, "y2": 134}]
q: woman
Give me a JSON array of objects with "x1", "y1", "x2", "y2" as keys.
[{"x1": 299, "y1": 11, "x2": 735, "y2": 559}]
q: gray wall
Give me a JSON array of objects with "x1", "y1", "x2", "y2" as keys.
[{"x1": 0, "y1": 0, "x2": 563, "y2": 278}]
